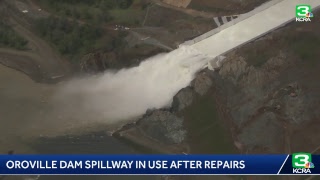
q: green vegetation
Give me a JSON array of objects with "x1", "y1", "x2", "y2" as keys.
[
  {"x1": 0, "y1": 21, "x2": 28, "y2": 50},
  {"x1": 33, "y1": 16, "x2": 129, "y2": 62},
  {"x1": 109, "y1": 8, "x2": 145, "y2": 25},
  {"x1": 36, "y1": 0, "x2": 145, "y2": 25},
  {"x1": 289, "y1": 33, "x2": 320, "y2": 66},
  {"x1": 240, "y1": 39, "x2": 278, "y2": 68},
  {"x1": 188, "y1": 0, "x2": 267, "y2": 14},
  {"x1": 244, "y1": 50, "x2": 275, "y2": 68},
  {"x1": 188, "y1": 2, "x2": 229, "y2": 14},
  {"x1": 241, "y1": 24, "x2": 320, "y2": 68},
  {"x1": 114, "y1": 43, "x2": 165, "y2": 68},
  {"x1": 182, "y1": 94, "x2": 236, "y2": 154},
  {"x1": 34, "y1": 17, "x2": 102, "y2": 57}
]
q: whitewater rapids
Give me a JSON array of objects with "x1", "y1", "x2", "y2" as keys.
[{"x1": 53, "y1": 46, "x2": 212, "y2": 125}]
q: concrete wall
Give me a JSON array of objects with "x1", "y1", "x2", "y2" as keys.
[
  {"x1": 180, "y1": 0, "x2": 283, "y2": 46},
  {"x1": 185, "y1": 0, "x2": 320, "y2": 70}
]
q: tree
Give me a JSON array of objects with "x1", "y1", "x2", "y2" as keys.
[{"x1": 118, "y1": 0, "x2": 133, "y2": 9}]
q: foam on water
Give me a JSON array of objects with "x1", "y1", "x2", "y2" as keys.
[{"x1": 54, "y1": 46, "x2": 212, "y2": 124}]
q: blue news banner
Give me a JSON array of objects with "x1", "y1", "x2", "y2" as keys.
[{"x1": 0, "y1": 154, "x2": 319, "y2": 175}]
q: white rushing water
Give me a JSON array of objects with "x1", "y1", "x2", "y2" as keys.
[{"x1": 54, "y1": 46, "x2": 212, "y2": 124}]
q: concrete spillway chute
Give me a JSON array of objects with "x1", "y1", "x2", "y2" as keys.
[{"x1": 180, "y1": 0, "x2": 320, "y2": 71}]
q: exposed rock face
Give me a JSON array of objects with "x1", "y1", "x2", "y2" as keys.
[
  {"x1": 116, "y1": 48, "x2": 318, "y2": 153},
  {"x1": 170, "y1": 70, "x2": 214, "y2": 113},
  {"x1": 171, "y1": 87, "x2": 194, "y2": 112},
  {"x1": 137, "y1": 110, "x2": 186, "y2": 144},
  {"x1": 215, "y1": 53, "x2": 290, "y2": 152},
  {"x1": 115, "y1": 71, "x2": 216, "y2": 151},
  {"x1": 192, "y1": 71, "x2": 213, "y2": 96},
  {"x1": 238, "y1": 112, "x2": 283, "y2": 152},
  {"x1": 219, "y1": 51, "x2": 287, "y2": 87},
  {"x1": 211, "y1": 40, "x2": 320, "y2": 153},
  {"x1": 80, "y1": 52, "x2": 117, "y2": 72},
  {"x1": 219, "y1": 56, "x2": 248, "y2": 85},
  {"x1": 217, "y1": 51, "x2": 291, "y2": 128},
  {"x1": 116, "y1": 20, "x2": 320, "y2": 154}
]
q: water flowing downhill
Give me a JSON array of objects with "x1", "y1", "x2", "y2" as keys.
[
  {"x1": 53, "y1": 46, "x2": 212, "y2": 126},
  {"x1": 53, "y1": 0, "x2": 320, "y2": 130}
]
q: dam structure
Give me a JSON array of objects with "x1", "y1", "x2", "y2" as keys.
[
  {"x1": 183, "y1": 0, "x2": 320, "y2": 70},
  {"x1": 47, "y1": 0, "x2": 320, "y2": 129}
]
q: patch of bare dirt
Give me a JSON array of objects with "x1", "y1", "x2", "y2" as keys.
[{"x1": 162, "y1": 0, "x2": 191, "y2": 8}]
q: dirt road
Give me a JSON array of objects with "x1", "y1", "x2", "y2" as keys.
[
  {"x1": 0, "y1": 0, "x2": 70, "y2": 83},
  {"x1": 8, "y1": 17, "x2": 69, "y2": 77}
]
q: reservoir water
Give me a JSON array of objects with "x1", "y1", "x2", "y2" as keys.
[
  {"x1": 0, "y1": 46, "x2": 210, "y2": 179},
  {"x1": 0, "y1": 64, "x2": 158, "y2": 180}
]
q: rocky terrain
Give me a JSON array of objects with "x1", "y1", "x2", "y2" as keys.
[
  {"x1": 116, "y1": 6, "x2": 320, "y2": 172},
  {"x1": 1, "y1": 1, "x2": 319, "y2": 180}
]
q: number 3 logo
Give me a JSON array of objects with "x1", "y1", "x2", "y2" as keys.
[
  {"x1": 296, "y1": 5, "x2": 311, "y2": 17},
  {"x1": 294, "y1": 154, "x2": 309, "y2": 167}
]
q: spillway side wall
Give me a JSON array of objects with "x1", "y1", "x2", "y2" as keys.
[
  {"x1": 206, "y1": 4, "x2": 320, "y2": 70},
  {"x1": 180, "y1": 0, "x2": 283, "y2": 46}
]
